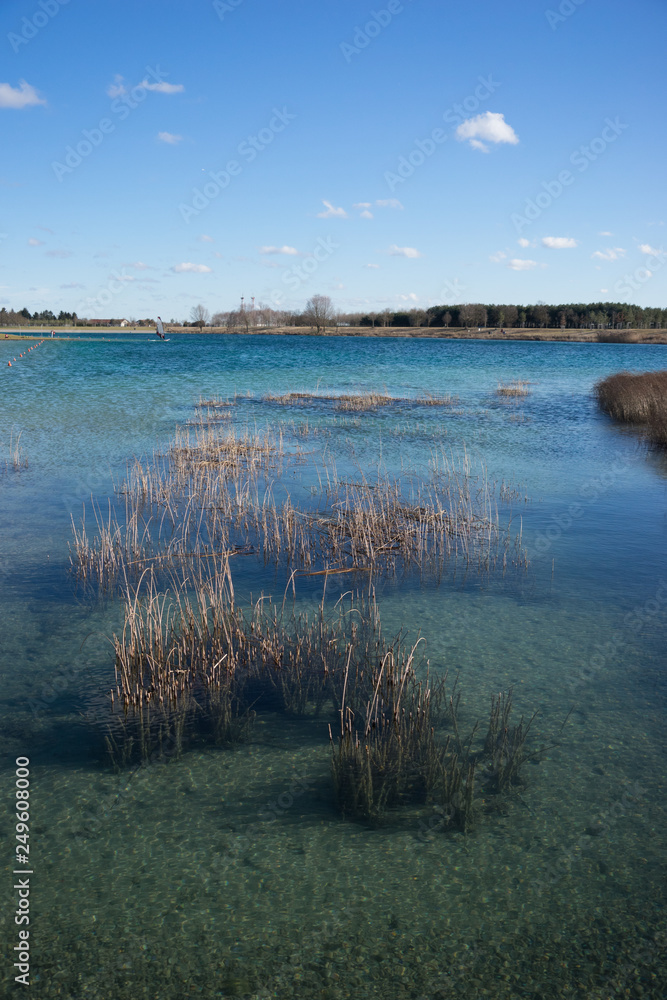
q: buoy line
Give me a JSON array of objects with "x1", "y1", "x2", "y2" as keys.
[{"x1": 7, "y1": 340, "x2": 44, "y2": 366}]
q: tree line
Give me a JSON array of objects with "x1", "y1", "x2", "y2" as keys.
[
  {"x1": 346, "y1": 302, "x2": 667, "y2": 330},
  {"x1": 2, "y1": 298, "x2": 665, "y2": 331}
]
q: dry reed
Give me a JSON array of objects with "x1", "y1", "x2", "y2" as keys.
[
  {"x1": 263, "y1": 390, "x2": 459, "y2": 410},
  {"x1": 71, "y1": 422, "x2": 527, "y2": 590},
  {"x1": 496, "y1": 380, "x2": 532, "y2": 398},
  {"x1": 3, "y1": 428, "x2": 27, "y2": 472},
  {"x1": 596, "y1": 331, "x2": 642, "y2": 344},
  {"x1": 595, "y1": 370, "x2": 667, "y2": 448}
]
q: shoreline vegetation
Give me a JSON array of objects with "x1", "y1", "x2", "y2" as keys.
[
  {"x1": 5, "y1": 325, "x2": 667, "y2": 343},
  {"x1": 595, "y1": 369, "x2": 667, "y2": 448}
]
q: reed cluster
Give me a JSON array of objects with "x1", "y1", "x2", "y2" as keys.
[
  {"x1": 70, "y1": 422, "x2": 526, "y2": 590},
  {"x1": 262, "y1": 390, "x2": 459, "y2": 410},
  {"x1": 594, "y1": 370, "x2": 667, "y2": 448},
  {"x1": 331, "y1": 660, "x2": 542, "y2": 830},
  {"x1": 107, "y1": 563, "x2": 545, "y2": 833},
  {"x1": 496, "y1": 380, "x2": 532, "y2": 398}
]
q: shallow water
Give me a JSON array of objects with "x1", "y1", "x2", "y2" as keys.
[{"x1": 1, "y1": 333, "x2": 666, "y2": 998}]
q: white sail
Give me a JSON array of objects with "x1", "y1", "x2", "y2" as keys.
[{"x1": 156, "y1": 317, "x2": 165, "y2": 337}]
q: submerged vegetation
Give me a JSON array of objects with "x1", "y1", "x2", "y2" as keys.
[
  {"x1": 107, "y1": 560, "x2": 548, "y2": 833},
  {"x1": 595, "y1": 369, "x2": 667, "y2": 448},
  {"x1": 70, "y1": 412, "x2": 527, "y2": 591},
  {"x1": 68, "y1": 399, "x2": 542, "y2": 836}
]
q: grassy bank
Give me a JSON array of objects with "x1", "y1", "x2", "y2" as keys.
[{"x1": 595, "y1": 369, "x2": 667, "y2": 447}]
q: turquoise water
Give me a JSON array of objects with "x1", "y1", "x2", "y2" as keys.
[{"x1": 1, "y1": 334, "x2": 666, "y2": 998}]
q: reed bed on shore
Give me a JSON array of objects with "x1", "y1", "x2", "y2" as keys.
[
  {"x1": 596, "y1": 330, "x2": 642, "y2": 343},
  {"x1": 594, "y1": 369, "x2": 667, "y2": 448}
]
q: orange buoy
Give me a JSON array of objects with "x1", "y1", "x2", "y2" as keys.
[{"x1": 8, "y1": 361, "x2": 11, "y2": 366}]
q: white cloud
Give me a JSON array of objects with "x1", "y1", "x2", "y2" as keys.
[
  {"x1": 107, "y1": 74, "x2": 184, "y2": 98},
  {"x1": 171, "y1": 262, "x2": 212, "y2": 273},
  {"x1": 60, "y1": 282, "x2": 85, "y2": 289},
  {"x1": 599, "y1": 231, "x2": 613, "y2": 236},
  {"x1": 455, "y1": 112, "x2": 519, "y2": 152},
  {"x1": 639, "y1": 243, "x2": 662, "y2": 256},
  {"x1": 141, "y1": 79, "x2": 184, "y2": 94},
  {"x1": 106, "y1": 75, "x2": 126, "y2": 98},
  {"x1": 353, "y1": 202, "x2": 373, "y2": 219},
  {"x1": 399, "y1": 293, "x2": 419, "y2": 302},
  {"x1": 158, "y1": 131, "x2": 183, "y2": 144},
  {"x1": 199, "y1": 235, "x2": 214, "y2": 243},
  {"x1": 389, "y1": 245, "x2": 422, "y2": 258},
  {"x1": 128, "y1": 261, "x2": 150, "y2": 270},
  {"x1": 376, "y1": 199, "x2": 403, "y2": 209},
  {"x1": 28, "y1": 238, "x2": 43, "y2": 247},
  {"x1": 317, "y1": 200, "x2": 347, "y2": 219},
  {"x1": 591, "y1": 247, "x2": 626, "y2": 261},
  {"x1": 365, "y1": 263, "x2": 380, "y2": 269},
  {"x1": 109, "y1": 273, "x2": 135, "y2": 283},
  {"x1": 600, "y1": 288, "x2": 609, "y2": 294},
  {"x1": 517, "y1": 237, "x2": 533, "y2": 248},
  {"x1": 0, "y1": 81, "x2": 46, "y2": 109},
  {"x1": 489, "y1": 251, "x2": 506, "y2": 263},
  {"x1": 508, "y1": 258, "x2": 538, "y2": 271},
  {"x1": 542, "y1": 236, "x2": 577, "y2": 249},
  {"x1": 45, "y1": 249, "x2": 73, "y2": 258},
  {"x1": 259, "y1": 245, "x2": 299, "y2": 256}
]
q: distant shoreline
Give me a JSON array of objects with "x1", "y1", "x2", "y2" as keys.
[{"x1": 3, "y1": 326, "x2": 667, "y2": 344}]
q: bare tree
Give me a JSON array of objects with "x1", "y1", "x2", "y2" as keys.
[
  {"x1": 459, "y1": 303, "x2": 474, "y2": 328},
  {"x1": 303, "y1": 294, "x2": 335, "y2": 333},
  {"x1": 190, "y1": 304, "x2": 210, "y2": 329}
]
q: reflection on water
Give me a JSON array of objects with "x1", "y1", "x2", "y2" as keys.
[{"x1": 1, "y1": 334, "x2": 665, "y2": 998}]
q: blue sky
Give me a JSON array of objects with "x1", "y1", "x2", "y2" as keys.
[{"x1": 1, "y1": 0, "x2": 666, "y2": 320}]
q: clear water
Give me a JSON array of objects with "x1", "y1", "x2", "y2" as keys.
[{"x1": 1, "y1": 333, "x2": 666, "y2": 998}]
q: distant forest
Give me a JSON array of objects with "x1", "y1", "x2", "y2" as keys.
[
  {"x1": 339, "y1": 302, "x2": 667, "y2": 330},
  {"x1": 1, "y1": 301, "x2": 666, "y2": 330}
]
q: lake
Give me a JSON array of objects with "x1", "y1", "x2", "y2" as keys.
[{"x1": 1, "y1": 333, "x2": 665, "y2": 998}]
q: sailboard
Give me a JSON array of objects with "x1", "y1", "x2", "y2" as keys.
[{"x1": 156, "y1": 316, "x2": 167, "y2": 340}]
